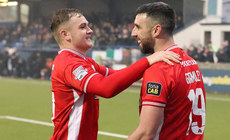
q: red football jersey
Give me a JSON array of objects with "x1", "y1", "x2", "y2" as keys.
[
  {"x1": 51, "y1": 49, "x2": 150, "y2": 140},
  {"x1": 50, "y1": 49, "x2": 114, "y2": 140},
  {"x1": 140, "y1": 45, "x2": 206, "y2": 140}
]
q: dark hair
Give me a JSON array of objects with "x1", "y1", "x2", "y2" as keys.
[
  {"x1": 136, "y1": 2, "x2": 175, "y2": 36},
  {"x1": 50, "y1": 8, "x2": 83, "y2": 44}
]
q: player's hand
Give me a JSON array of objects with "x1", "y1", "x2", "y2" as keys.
[{"x1": 146, "y1": 51, "x2": 181, "y2": 65}]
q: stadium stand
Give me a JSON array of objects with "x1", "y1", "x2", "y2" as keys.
[{"x1": 0, "y1": 0, "x2": 230, "y2": 80}]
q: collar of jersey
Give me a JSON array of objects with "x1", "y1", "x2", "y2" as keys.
[
  {"x1": 165, "y1": 44, "x2": 180, "y2": 51},
  {"x1": 58, "y1": 49, "x2": 86, "y2": 60}
]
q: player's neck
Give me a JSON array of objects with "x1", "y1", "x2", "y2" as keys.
[
  {"x1": 60, "y1": 44, "x2": 87, "y2": 56},
  {"x1": 73, "y1": 48, "x2": 87, "y2": 56},
  {"x1": 154, "y1": 37, "x2": 175, "y2": 52}
]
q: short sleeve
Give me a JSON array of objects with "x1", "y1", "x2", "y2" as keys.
[
  {"x1": 64, "y1": 60, "x2": 99, "y2": 94},
  {"x1": 141, "y1": 63, "x2": 174, "y2": 108}
]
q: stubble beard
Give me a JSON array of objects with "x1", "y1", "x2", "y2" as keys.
[{"x1": 140, "y1": 39, "x2": 155, "y2": 54}]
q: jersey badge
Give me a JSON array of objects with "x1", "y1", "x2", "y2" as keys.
[
  {"x1": 146, "y1": 82, "x2": 162, "y2": 96},
  {"x1": 72, "y1": 66, "x2": 88, "y2": 81}
]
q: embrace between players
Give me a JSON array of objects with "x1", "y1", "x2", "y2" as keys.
[{"x1": 49, "y1": 2, "x2": 206, "y2": 140}]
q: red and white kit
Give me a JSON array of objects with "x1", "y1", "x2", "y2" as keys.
[
  {"x1": 50, "y1": 49, "x2": 150, "y2": 140},
  {"x1": 140, "y1": 45, "x2": 206, "y2": 140}
]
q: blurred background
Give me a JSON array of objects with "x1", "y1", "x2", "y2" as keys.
[{"x1": 0, "y1": 0, "x2": 229, "y2": 93}]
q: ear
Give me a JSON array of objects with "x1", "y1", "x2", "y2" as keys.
[
  {"x1": 151, "y1": 24, "x2": 162, "y2": 38},
  {"x1": 60, "y1": 30, "x2": 71, "y2": 42}
]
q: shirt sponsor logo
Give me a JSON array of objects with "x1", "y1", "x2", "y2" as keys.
[
  {"x1": 146, "y1": 82, "x2": 162, "y2": 96},
  {"x1": 72, "y1": 66, "x2": 88, "y2": 81}
]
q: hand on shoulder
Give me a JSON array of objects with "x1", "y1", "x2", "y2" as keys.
[{"x1": 146, "y1": 51, "x2": 181, "y2": 65}]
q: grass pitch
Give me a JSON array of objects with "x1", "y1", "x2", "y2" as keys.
[{"x1": 0, "y1": 78, "x2": 229, "y2": 140}]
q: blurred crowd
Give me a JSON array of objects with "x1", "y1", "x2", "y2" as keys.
[
  {"x1": 183, "y1": 40, "x2": 230, "y2": 63},
  {"x1": 0, "y1": 12, "x2": 229, "y2": 80},
  {"x1": 0, "y1": 20, "x2": 54, "y2": 49},
  {"x1": 0, "y1": 47, "x2": 54, "y2": 80},
  {"x1": 0, "y1": 12, "x2": 184, "y2": 49},
  {"x1": 88, "y1": 12, "x2": 184, "y2": 47}
]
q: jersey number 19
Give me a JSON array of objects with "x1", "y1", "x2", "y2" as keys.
[{"x1": 187, "y1": 88, "x2": 206, "y2": 135}]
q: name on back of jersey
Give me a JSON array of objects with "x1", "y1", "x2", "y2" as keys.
[
  {"x1": 185, "y1": 70, "x2": 201, "y2": 84},
  {"x1": 180, "y1": 60, "x2": 197, "y2": 67}
]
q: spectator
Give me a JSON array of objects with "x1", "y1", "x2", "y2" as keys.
[
  {"x1": 5, "y1": 47, "x2": 19, "y2": 76},
  {"x1": 40, "y1": 57, "x2": 53, "y2": 80},
  {"x1": 224, "y1": 40, "x2": 230, "y2": 59},
  {"x1": 15, "y1": 58, "x2": 27, "y2": 78},
  {"x1": 27, "y1": 52, "x2": 43, "y2": 78},
  {"x1": 196, "y1": 44, "x2": 206, "y2": 62},
  {"x1": 216, "y1": 41, "x2": 230, "y2": 62},
  {"x1": 0, "y1": 49, "x2": 7, "y2": 76},
  {"x1": 187, "y1": 42, "x2": 198, "y2": 59},
  {"x1": 203, "y1": 45, "x2": 214, "y2": 62}
]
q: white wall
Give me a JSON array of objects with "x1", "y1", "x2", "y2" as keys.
[
  {"x1": 217, "y1": 0, "x2": 223, "y2": 17},
  {"x1": 222, "y1": 2, "x2": 230, "y2": 22},
  {"x1": 174, "y1": 21, "x2": 230, "y2": 50},
  {"x1": 174, "y1": 20, "x2": 202, "y2": 47},
  {"x1": 200, "y1": 24, "x2": 230, "y2": 48}
]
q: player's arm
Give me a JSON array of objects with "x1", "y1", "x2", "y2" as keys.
[
  {"x1": 86, "y1": 51, "x2": 180, "y2": 98},
  {"x1": 87, "y1": 57, "x2": 118, "y2": 76},
  {"x1": 86, "y1": 57, "x2": 148, "y2": 98},
  {"x1": 88, "y1": 50, "x2": 179, "y2": 77},
  {"x1": 127, "y1": 106, "x2": 164, "y2": 140}
]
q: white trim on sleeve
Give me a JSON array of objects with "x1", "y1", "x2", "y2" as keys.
[
  {"x1": 84, "y1": 73, "x2": 99, "y2": 93},
  {"x1": 91, "y1": 65, "x2": 96, "y2": 71},
  {"x1": 142, "y1": 101, "x2": 166, "y2": 107},
  {"x1": 105, "y1": 68, "x2": 109, "y2": 77}
]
